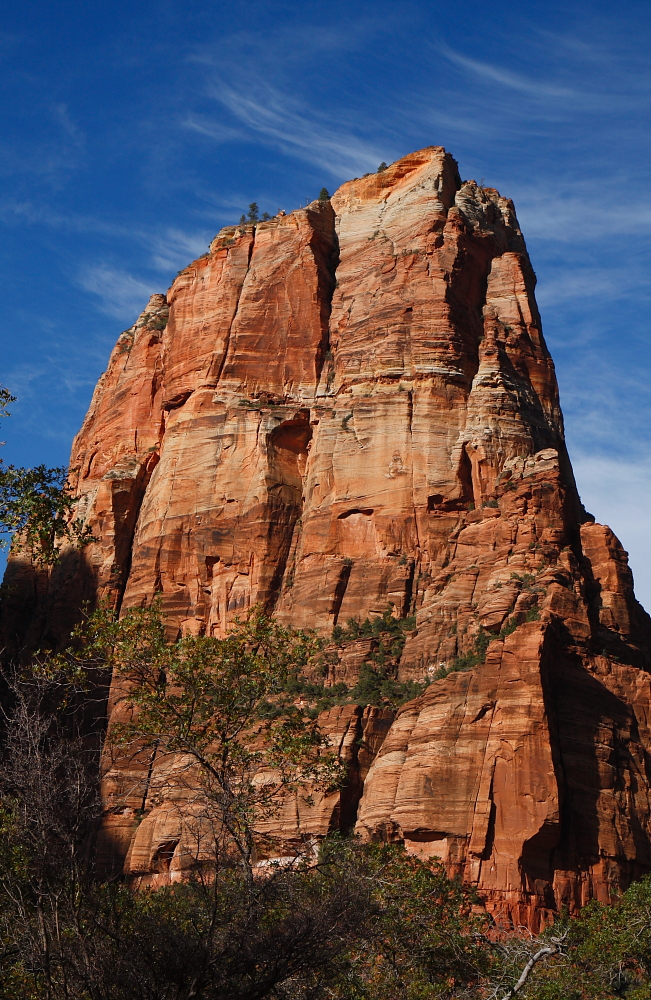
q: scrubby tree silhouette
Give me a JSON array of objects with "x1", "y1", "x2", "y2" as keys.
[{"x1": 0, "y1": 383, "x2": 93, "y2": 564}]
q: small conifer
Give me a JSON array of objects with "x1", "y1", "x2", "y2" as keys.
[
  {"x1": 318, "y1": 187, "x2": 330, "y2": 201},
  {"x1": 378, "y1": 161, "x2": 388, "y2": 172}
]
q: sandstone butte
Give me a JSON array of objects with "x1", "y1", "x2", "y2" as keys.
[{"x1": 4, "y1": 146, "x2": 651, "y2": 930}]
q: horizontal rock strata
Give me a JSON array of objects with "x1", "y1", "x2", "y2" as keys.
[{"x1": 4, "y1": 146, "x2": 651, "y2": 928}]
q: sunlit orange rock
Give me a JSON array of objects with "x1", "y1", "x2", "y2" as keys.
[{"x1": 4, "y1": 146, "x2": 651, "y2": 927}]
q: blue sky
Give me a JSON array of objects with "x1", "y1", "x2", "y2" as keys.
[{"x1": 1, "y1": 0, "x2": 649, "y2": 607}]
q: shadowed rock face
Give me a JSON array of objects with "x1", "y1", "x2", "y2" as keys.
[{"x1": 4, "y1": 146, "x2": 651, "y2": 928}]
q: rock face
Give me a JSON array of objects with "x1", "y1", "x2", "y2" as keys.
[{"x1": 4, "y1": 146, "x2": 651, "y2": 928}]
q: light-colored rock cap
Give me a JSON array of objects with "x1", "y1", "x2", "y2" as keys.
[{"x1": 331, "y1": 146, "x2": 460, "y2": 214}]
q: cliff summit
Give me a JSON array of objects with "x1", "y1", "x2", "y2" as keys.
[{"x1": 4, "y1": 145, "x2": 651, "y2": 928}]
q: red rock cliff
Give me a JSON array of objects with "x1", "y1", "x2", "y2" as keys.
[{"x1": 4, "y1": 146, "x2": 651, "y2": 928}]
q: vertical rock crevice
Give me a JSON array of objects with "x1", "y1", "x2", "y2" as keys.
[{"x1": 4, "y1": 147, "x2": 651, "y2": 930}]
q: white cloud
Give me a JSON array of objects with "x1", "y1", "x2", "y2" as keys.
[
  {"x1": 52, "y1": 102, "x2": 85, "y2": 147},
  {"x1": 437, "y1": 45, "x2": 577, "y2": 102},
  {"x1": 572, "y1": 452, "x2": 651, "y2": 613},
  {"x1": 513, "y1": 183, "x2": 651, "y2": 243},
  {"x1": 536, "y1": 265, "x2": 649, "y2": 308},
  {"x1": 76, "y1": 264, "x2": 158, "y2": 322},
  {"x1": 149, "y1": 227, "x2": 212, "y2": 272},
  {"x1": 204, "y1": 79, "x2": 387, "y2": 177},
  {"x1": 181, "y1": 116, "x2": 242, "y2": 144}
]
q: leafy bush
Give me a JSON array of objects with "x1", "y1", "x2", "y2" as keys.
[
  {"x1": 0, "y1": 383, "x2": 95, "y2": 564},
  {"x1": 6, "y1": 602, "x2": 651, "y2": 998},
  {"x1": 332, "y1": 607, "x2": 416, "y2": 646},
  {"x1": 433, "y1": 628, "x2": 491, "y2": 681}
]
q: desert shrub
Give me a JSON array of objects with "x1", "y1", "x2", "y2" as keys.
[{"x1": 433, "y1": 628, "x2": 491, "y2": 682}]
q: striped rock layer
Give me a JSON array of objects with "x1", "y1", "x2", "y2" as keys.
[{"x1": 4, "y1": 146, "x2": 651, "y2": 928}]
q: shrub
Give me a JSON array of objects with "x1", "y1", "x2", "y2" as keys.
[
  {"x1": 377, "y1": 161, "x2": 388, "y2": 172},
  {"x1": 433, "y1": 628, "x2": 491, "y2": 681}
]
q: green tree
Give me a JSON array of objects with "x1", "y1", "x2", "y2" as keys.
[
  {"x1": 84, "y1": 602, "x2": 345, "y2": 878},
  {"x1": 377, "y1": 161, "x2": 388, "y2": 172},
  {"x1": 0, "y1": 385, "x2": 15, "y2": 420},
  {"x1": 0, "y1": 605, "x2": 493, "y2": 999},
  {"x1": 247, "y1": 202, "x2": 260, "y2": 223},
  {"x1": 0, "y1": 383, "x2": 93, "y2": 565},
  {"x1": 324, "y1": 839, "x2": 492, "y2": 999},
  {"x1": 318, "y1": 187, "x2": 330, "y2": 201}
]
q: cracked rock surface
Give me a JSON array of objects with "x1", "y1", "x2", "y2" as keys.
[{"x1": 4, "y1": 146, "x2": 651, "y2": 928}]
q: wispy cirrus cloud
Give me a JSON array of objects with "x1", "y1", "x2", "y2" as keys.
[
  {"x1": 149, "y1": 227, "x2": 212, "y2": 271},
  {"x1": 437, "y1": 44, "x2": 577, "y2": 102},
  {"x1": 181, "y1": 115, "x2": 242, "y2": 144},
  {"x1": 536, "y1": 263, "x2": 651, "y2": 308},
  {"x1": 182, "y1": 21, "x2": 395, "y2": 178},
  {"x1": 76, "y1": 264, "x2": 158, "y2": 322},
  {"x1": 571, "y1": 451, "x2": 651, "y2": 611},
  {"x1": 0, "y1": 198, "x2": 136, "y2": 237},
  {"x1": 512, "y1": 182, "x2": 651, "y2": 243},
  {"x1": 198, "y1": 79, "x2": 386, "y2": 177},
  {"x1": 1, "y1": 198, "x2": 214, "y2": 282}
]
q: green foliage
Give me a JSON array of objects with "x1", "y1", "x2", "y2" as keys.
[
  {"x1": 0, "y1": 803, "x2": 491, "y2": 1000},
  {"x1": 12, "y1": 605, "x2": 651, "y2": 998},
  {"x1": 81, "y1": 602, "x2": 345, "y2": 869},
  {"x1": 485, "y1": 875, "x2": 651, "y2": 999},
  {"x1": 270, "y1": 609, "x2": 423, "y2": 714},
  {"x1": 348, "y1": 661, "x2": 426, "y2": 710},
  {"x1": 320, "y1": 609, "x2": 423, "y2": 710},
  {"x1": 499, "y1": 615, "x2": 519, "y2": 639},
  {"x1": 321, "y1": 839, "x2": 493, "y2": 999},
  {"x1": 433, "y1": 628, "x2": 491, "y2": 682},
  {"x1": 332, "y1": 607, "x2": 416, "y2": 645},
  {"x1": 247, "y1": 202, "x2": 259, "y2": 223},
  {"x1": 0, "y1": 382, "x2": 95, "y2": 564},
  {"x1": 0, "y1": 463, "x2": 94, "y2": 565},
  {"x1": 0, "y1": 605, "x2": 491, "y2": 999},
  {"x1": 377, "y1": 161, "x2": 388, "y2": 172},
  {"x1": 261, "y1": 211, "x2": 271, "y2": 221},
  {"x1": 319, "y1": 187, "x2": 331, "y2": 200},
  {"x1": 239, "y1": 213, "x2": 246, "y2": 225},
  {"x1": 0, "y1": 385, "x2": 16, "y2": 419}
]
